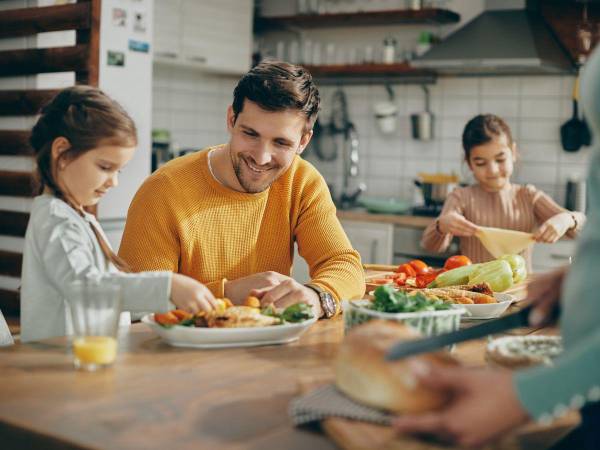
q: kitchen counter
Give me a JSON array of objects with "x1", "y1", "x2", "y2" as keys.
[{"x1": 337, "y1": 209, "x2": 434, "y2": 229}]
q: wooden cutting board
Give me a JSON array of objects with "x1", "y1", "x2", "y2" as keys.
[
  {"x1": 298, "y1": 379, "x2": 577, "y2": 450},
  {"x1": 321, "y1": 414, "x2": 578, "y2": 450}
]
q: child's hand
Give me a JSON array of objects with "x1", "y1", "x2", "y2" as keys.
[
  {"x1": 534, "y1": 212, "x2": 574, "y2": 243},
  {"x1": 170, "y1": 273, "x2": 217, "y2": 314},
  {"x1": 437, "y1": 211, "x2": 479, "y2": 237}
]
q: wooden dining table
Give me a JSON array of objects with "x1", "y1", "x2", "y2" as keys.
[{"x1": 0, "y1": 280, "x2": 574, "y2": 450}]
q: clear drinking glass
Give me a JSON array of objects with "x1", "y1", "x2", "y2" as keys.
[{"x1": 67, "y1": 280, "x2": 122, "y2": 371}]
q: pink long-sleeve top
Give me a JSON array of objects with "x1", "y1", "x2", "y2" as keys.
[{"x1": 421, "y1": 183, "x2": 586, "y2": 269}]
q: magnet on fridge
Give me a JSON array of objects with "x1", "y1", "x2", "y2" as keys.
[
  {"x1": 107, "y1": 50, "x2": 125, "y2": 67},
  {"x1": 129, "y1": 39, "x2": 150, "y2": 53},
  {"x1": 133, "y1": 11, "x2": 147, "y2": 33},
  {"x1": 112, "y1": 8, "x2": 126, "y2": 27}
]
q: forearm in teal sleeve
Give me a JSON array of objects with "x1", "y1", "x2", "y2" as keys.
[{"x1": 514, "y1": 328, "x2": 600, "y2": 424}]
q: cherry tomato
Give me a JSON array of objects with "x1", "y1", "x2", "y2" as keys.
[
  {"x1": 444, "y1": 255, "x2": 472, "y2": 271},
  {"x1": 395, "y1": 263, "x2": 417, "y2": 278},
  {"x1": 408, "y1": 259, "x2": 430, "y2": 275}
]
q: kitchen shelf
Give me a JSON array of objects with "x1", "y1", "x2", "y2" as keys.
[
  {"x1": 303, "y1": 62, "x2": 437, "y2": 84},
  {"x1": 254, "y1": 8, "x2": 460, "y2": 32}
]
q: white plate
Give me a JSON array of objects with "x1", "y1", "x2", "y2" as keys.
[
  {"x1": 141, "y1": 314, "x2": 318, "y2": 348},
  {"x1": 367, "y1": 289, "x2": 516, "y2": 320},
  {"x1": 459, "y1": 293, "x2": 516, "y2": 320}
]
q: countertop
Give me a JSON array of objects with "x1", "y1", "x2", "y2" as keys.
[{"x1": 337, "y1": 209, "x2": 435, "y2": 229}]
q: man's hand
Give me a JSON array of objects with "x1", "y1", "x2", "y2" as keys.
[
  {"x1": 251, "y1": 278, "x2": 323, "y2": 318},
  {"x1": 393, "y1": 361, "x2": 529, "y2": 448},
  {"x1": 224, "y1": 271, "x2": 289, "y2": 304},
  {"x1": 525, "y1": 266, "x2": 567, "y2": 326}
]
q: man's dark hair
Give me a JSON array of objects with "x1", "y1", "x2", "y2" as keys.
[{"x1": 232, "y1": 59, "x2": 320, "y2": 133}]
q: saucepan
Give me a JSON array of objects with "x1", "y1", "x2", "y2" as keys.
[{"x1": 414, "y1": 173, "x2": 459, "y2": 206}]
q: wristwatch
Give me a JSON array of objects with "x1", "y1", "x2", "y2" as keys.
[{"x1": 304, "y1": 284, "x2": 337, "y2": 319}]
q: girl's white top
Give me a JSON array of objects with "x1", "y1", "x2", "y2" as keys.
[{"x1": 20, "y1": 195, "x2": 172, "y2": 342}]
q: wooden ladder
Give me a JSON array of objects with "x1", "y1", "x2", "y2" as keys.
[{"x1": 0, "y1": 0, "x2": 100, "y2": 322}]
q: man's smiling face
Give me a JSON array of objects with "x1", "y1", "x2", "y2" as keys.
[{"x1": 226, "y1": 100, "x2": 312, "y2": 193}]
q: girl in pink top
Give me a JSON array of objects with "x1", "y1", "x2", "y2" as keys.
[{"x1": 421, "y1": 114, "x2": 586, "y2": 269}]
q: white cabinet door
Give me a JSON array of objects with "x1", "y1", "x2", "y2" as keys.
[
  {"x1": 154, "y1": 0, "x2": 181, "y2": 59},
  {"x1": 532, "y1": 240, "x2": 577, "y2": 272},
  {"x1": 341, "y1": 220, "x2": 394, "y2": 265},
  {"x1": 292, "y1": 221, "x2": 393, "y2": 282},
  {"x1": 155, "y1": 0, "x2": 253, "y2": 75}
]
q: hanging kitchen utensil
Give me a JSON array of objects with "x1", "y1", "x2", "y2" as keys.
[
  {"x1": 410, "y1": 85, "x2": 434, "y2": 141},
  {"x1": 560, "y1": 73, "x2": 587, "y2": 152},
  {"x1": 313, "y1": 89, "x2": 349, "y2": 161},
  {"x1": 373, "y1": 84, "x2": 398, "y2": 135}
]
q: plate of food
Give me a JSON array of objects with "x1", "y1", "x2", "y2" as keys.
[
  {"x1": 142, "y1": 299, "x2": 317, "y2": 348},
  {"x1": 344, "y1": 285, "x2": 466, "y2": 336},
  {"x1": 367, "y1": 283, "x2": 516, "y2": 319},
  {"x1": 486, "y1": 335, "x2": 563, "y2": 369}
]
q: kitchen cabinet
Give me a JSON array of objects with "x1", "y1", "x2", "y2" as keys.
[
  {"x1": 292, "y1": 220, "x2": 393, "y2": 284},
  {"x1": 532, "y1": 240, "x2": 577, "y2": 272},
  {"x1": 153, "y1": 0, "x2": 253, "y2": 75},
  {"x1": 341, "y1": 220, "x2": 394, "y2": 265},
  {"x1": 393, "y1": 225, "x2": 457, "y2": 267}
]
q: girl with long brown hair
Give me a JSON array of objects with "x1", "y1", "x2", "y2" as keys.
[{"x1": 20, "y1": 86, "x2": 216, "y2": 342}]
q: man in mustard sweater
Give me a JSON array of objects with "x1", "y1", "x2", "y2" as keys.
[{"x1": 119, "y1": 60, "x2": 365, "y2": 318}]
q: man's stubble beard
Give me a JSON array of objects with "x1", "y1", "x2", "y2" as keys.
[{"x1": 231, "y1": 151, "x2": 280, "y2": 194}]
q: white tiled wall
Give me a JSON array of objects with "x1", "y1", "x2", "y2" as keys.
[
  {"x1": 153, "y1": 66, "x2": 591, "y2": 209},
  {"x1": 152, "y1": 65, "x2": 240, "y2": 151},
  {"x1": 307, "y1": 75, "x2": 592, "y2": 207}
]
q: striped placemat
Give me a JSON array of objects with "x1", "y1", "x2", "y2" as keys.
[{"x1": 289, "y1": 383, "x2": 393, "y2": 426}]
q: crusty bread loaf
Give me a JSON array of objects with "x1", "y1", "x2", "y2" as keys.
[{"x1": 335, "y1": 320, "x2": 458, "y2": 414}]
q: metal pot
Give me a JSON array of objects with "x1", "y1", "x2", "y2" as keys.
[
  {"x1": 414, "y1": 179, "x2": 457, "y2": 206},
  {"x1": 410, "y1": 85, "x2": 434, "y2": 141}
]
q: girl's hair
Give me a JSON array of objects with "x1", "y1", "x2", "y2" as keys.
[
  {"x1": 462, "y1": 114, "x2": 515, "y2": 160},
  {"x1": 30, "y1": 85, "x2": 137, "y2": 272}
]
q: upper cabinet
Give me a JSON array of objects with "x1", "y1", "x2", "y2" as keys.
[{"x1": 153, "y1": 0, "x2": 253, "y2": 75}]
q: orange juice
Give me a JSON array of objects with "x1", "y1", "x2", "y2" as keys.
[{"x1": 73, "y1": 336, "x2": 118, "y2": 366}]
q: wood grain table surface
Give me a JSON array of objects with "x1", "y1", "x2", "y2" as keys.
[{"x1": 0, "y1": 278, "x2": 557, "y2": 450}]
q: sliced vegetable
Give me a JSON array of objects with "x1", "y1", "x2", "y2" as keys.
[
  {"x1": 468, "y1": 259, "x2": 514, "y2": 292},
  {"x1": 393, "y1": 272, "x2": 408, "y2": 287},
  {"x1": 428, "y1": 263, "x2": 481, "y2": 288},
  {"x1": 370, "y1": 278, "x2": 394, "y2": 285},
  {"x1": 415, "y1": 271, "x2": 438, "y2": 288},
  {"x1": 444, "y1": 255, "x2": 472, "y2": 271}
]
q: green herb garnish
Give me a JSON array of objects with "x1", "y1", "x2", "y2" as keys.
[{"x1": 371, "y1": 285, "x2": 451, "y2": 313}]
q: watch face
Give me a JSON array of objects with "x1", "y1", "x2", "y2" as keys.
[{"x1": 321, "y1": 292, "x2": 336, "y2": 318}]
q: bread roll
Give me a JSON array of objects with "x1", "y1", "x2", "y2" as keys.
[{"x1": 335, "y1": 320, "x2": 458, "y2": 414}]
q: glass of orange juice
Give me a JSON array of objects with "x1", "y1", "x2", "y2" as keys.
[{"x1": 67, "y1": 280, "x2": 122, "y2": 371}]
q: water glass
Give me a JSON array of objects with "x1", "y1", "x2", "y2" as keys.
[{"x1": 67, "y1": 280, "x2": 122, "y2": 371}]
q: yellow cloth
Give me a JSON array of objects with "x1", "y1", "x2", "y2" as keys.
[{"x1": 118, "y1": 146, "x2": 365, "y2": 313}]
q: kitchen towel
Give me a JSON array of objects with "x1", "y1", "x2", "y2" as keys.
[{"x1": 289, "y1": 383, "x2": 393, "y2": 426}]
